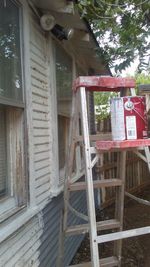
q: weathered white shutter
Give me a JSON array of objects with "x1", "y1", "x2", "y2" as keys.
[{"x1": 0, "y1": 109, "x2": 6, "y2": 196}]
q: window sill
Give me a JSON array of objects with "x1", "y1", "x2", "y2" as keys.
[
  {"x1": 50, "y1": 170, "x2": 85, "y2": 198},
  {"x1": 0, "y1": 205, "x2": 25, "y2": 224},
  {"x1": 50, "y1": 185, "x2": 64, "y2": 197},
  {"x1": 0, "y1": 197, "x2": 18, "y2": 222},
  {"x1": 0, "y1": 206, "x2": 38, "y2": 244}
]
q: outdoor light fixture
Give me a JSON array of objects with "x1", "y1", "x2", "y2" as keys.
[
  {"x1": 51, "y1": 24, "x2": 74, "y2": 41},
  {"x1": 40, "y1": 14, "x2": 74, "y2": 41},
  {"x1": 40, "y1": 14, "x2": 56, "y2": 31},
  {"x1": 66, "y1": 28, "x2": 74, "y2": 40}
]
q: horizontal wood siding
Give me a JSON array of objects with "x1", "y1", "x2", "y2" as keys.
[
  {"x1": 30, "y1": 14, "x2": 51, "y2": 209},
  {"x1": 0, "y1": 191, "x2": 87, "y2": 267},
  {"x1": 0, "y1": 6, "x2": 90, "y2": 267},
  {"x1": 28, "y1": 12, "x2": 88, "y2": 267},
  {"x1": 38, "y1": 192, "x2": 87, "y2": 267},
  {"x1": 0, "y1": 216, "x2": 42, "y2": 267}
]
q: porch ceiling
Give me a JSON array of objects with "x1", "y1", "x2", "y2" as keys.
[
  {"x1": 49, "y1": 10, "x2": 87, "y2": 31},
  {"x1": 32, "y1": 1, "x2": 110, "y2": 75},
  {"x1": 32, "y1": 0, "x2": 67, "y2": 11}
]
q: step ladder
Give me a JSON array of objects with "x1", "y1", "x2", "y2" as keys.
[{"x1": 57, "y1": 76, "x2": 150, "y2": 267}]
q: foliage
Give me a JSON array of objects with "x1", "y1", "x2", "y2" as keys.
[
  {"x1": 94, "y1": 91, "x2": 117, "y2": 120},
  {"x1": 135, "y1": 73, "x2": 150, "y2": 85},
  {"x1": 135, "y1": 73, "x2": 150, "y2": 93},
  {"x1": 77, "y1": 0, "x2": 150, "y2": 73},
  {"x1": 94, "y1": 73, "x2": 150, "y2": 119},
  {"x1": 94, "y1": 92, "x2": 110, "y2": 120}
]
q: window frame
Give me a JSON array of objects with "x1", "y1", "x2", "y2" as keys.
[
  {"x1": 0, "y1": 0, "x2": 27, "y2": 222},
  {"x1": 0, "y1": 0, "x2": 25, "y2": 108},
  {"x1": 54, "y1": 43, "x2": 73, "y2": 185},
  {"x1": 52, "y1": 41, "x2": 86, "y2": 193}
]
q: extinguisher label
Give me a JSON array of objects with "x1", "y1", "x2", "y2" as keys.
[{"x1": 126, "y1": 116, "x2": 137, "y2": 139}]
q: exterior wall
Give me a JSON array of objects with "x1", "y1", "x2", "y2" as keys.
[
  {"x1": 0, "y1": 215, "x2": 42, "y2": 267},
  {"x1": 30, "y1": 10, "x2": 52, "y2": 209},
  {"x1": 38, "y1": 192, "x2": 87, "y2": 267},
  {"x1": 0, "y1": 192, "x2": 87, "y2": 267},
  {"x1": 0, "y1": 2, "x2": 89, "y2": 267}
]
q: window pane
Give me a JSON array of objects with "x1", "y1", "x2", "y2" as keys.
[
  {"x1": 55, "y1": 45, "x2": 72, "y2": 175},
  {"x1": 56, "y1": 44, "x2": 72, "y2": 116},
  {"x1": 58, "y1": 115, "x2": 69, "y2": 170},
  {"x1": 0, "y1": 108, "x2": 7, "y2": 197},
  {"x1": 0, "y1": 0, "x2": 22, "y2": 103}
]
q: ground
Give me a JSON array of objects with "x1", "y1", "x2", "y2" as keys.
[{"x1": 71, "y1": 186, "x2": 150, "y2": 266}]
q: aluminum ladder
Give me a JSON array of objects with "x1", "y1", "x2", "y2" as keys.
[{"x1": 57, "y1": 76, "x2": 150, "y2": 267}]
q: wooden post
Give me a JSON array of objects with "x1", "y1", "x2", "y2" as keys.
[
  {"x1": 57, "y1": 92, "x2": 78, "y2": 267},
  {"x1": 80, "y1": 87, "x2": 100, "y2": 267},
  {"x1": 114, "y1": 150, "x2": 126, "y2": 266}
]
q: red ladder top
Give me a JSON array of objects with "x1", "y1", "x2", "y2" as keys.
[
  {"x1": 73, "y1": 76, "x2": 136, "y2": 92},
  {"x1": 96, "y1": 139, "x2": 150, "y2": 151}
]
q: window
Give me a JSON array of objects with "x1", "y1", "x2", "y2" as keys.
[
  {"x1": 55, "y1": 44, "x2": 72, "y2": 183},
  {"x1": 0, "y1": 0, "x2": 23, "y2": 106},
  {"x1": 0, "y1": 0, "x2": 25, "y2": 220}
]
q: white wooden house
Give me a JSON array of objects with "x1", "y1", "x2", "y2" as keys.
[{"x1": 0, "y1": 1, "x2": 110, "y2": 266}]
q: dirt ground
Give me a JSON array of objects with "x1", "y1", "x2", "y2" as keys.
[{"x1": 71, "y1": 186, "x2": 150, "y2": 266}]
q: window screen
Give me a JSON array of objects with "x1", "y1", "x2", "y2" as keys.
[
  {"x1": 0, "y1": 0, "x2": 23, "y2": 105},
  {"x1": 0, "y1": 0, "x2": 25, "y2": 211},
  {"x1": 55, "y1": 45, "x2": 72, "y2": 178},
  {"x1": 56, "y1": 44, "x2": 72, "y2": 116},
  {"x1": 58, "y1": 115, "x2": 69, "y2": 170}
]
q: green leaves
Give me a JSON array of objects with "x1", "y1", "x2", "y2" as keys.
[
  {"x1": 76, "y1": 0, "x2": 150, "y2": 73},
  {"x1": 94, "y1": 91, "x2": 118, "y2": 120},
  {"x1": 94, "y1": 73, "x2": 150, "y2": 120}
]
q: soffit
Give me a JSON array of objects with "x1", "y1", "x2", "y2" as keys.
[
  {"x1": 32, "y1": 0, "x2": 67, "y2": 11},
  {"x1": 32, "y1": 1, "x2": 110, "y2": 74}
]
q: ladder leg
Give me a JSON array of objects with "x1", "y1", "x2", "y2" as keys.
[
  {"x1": 144, "y1": 146, "x2": 150, "y2": 172},
  {"x1": 57, "y1": 93, "x2": 79, "y2": 267},
  {"x1": 99, "y1": 154, "x2": 106, "y2": 204},
  {"x1": 114, "y1": 151, "x2": 126, "y2": 266},
  {"x1": 56, "y1": 211, "x2": 64, "y2": 267},
  {"x1": 80, "y1": 87, "x2": 99, "y2": 267}
]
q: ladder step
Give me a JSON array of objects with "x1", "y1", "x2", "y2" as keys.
[
  {"x1": 69, "y1": 179, "x2": 123, "y2": 191},
  {"x1": 69, "y1": 256, "x2": 119, "y2": 267},
  {"x1": 97, "y1": 226, "x2": 150, "y2": 244},
  {"x1": 66, "y1": 219, "x2": 120, "y2": 235}
]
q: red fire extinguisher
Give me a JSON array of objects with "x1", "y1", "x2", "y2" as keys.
[{"x1": 110, "y1": 96, "x2": 148, "y2": 140}]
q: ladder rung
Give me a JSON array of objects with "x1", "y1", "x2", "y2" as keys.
[
  {"x1": 69, "y1": 256, "x2": 119, "y2": 267},
  {"x1": 69, "y1": 179, "x2": 123, "y2": 191},
  {"x1": 66, "y1": 219, "x2": 120, "y2": 235},
  {"x1": 97, "y1": 226, "x2": 150, "y2": 244}
]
